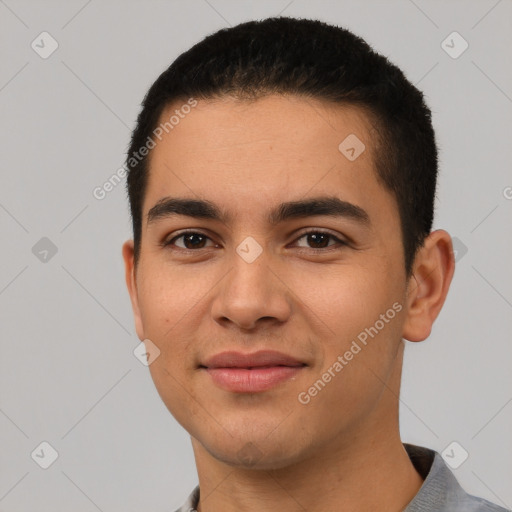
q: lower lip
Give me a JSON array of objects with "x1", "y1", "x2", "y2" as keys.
[{"x1": 204, "y1": 366, "x2": 304, "y2": 392}]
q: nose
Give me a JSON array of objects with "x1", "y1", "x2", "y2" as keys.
[{"x1": 210, "y1": 246, "x2": 292, "y2": 331}]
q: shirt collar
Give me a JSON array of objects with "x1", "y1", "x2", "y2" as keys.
[{"x1": 403, "y1": 443, "x2": 491, "y2": 511}]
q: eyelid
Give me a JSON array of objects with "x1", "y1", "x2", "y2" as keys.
[
  {"x1": 162, "y1": 228, "x2": 348, "y2": 250},
  {"x1": 291, "y1": 228, "x2": 348, "y2": 249},
  {"x1": 293, "y1": 227, "x2": 347, "y2": 241},
  {"x1": 162, "y1": 229, "x2": 218, "y2": 249}
]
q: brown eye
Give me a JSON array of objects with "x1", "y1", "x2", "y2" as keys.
[
  {"x1": 294, "y1": 230, "x2": 347, "y2": 250},
  {"x1": 164, "y1": 232, "x2": 216, "y2": 250}
]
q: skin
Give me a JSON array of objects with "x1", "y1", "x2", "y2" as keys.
[{"x1": 122, "y1": 94, "x2": 455, "y2": 512}]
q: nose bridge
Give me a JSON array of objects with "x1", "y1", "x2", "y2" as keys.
[
  {"x1": 211, "y1": 238, "x2": 290, "y2": 329},
  {"x1": 232, "y1": 241, "x2": 271, "y2": 298}
]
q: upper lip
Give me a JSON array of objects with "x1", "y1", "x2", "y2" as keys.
[{"x1": 201, "y1": 350, "x2": 306, "y2": 369}]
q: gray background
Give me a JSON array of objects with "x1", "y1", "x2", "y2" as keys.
[{"x1": 1, "y1": 0, "x2": 511, "y2": 511}]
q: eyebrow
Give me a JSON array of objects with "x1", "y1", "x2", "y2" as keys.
[{"x1": 146, "y1": 196, "x2": 370, "y2": 227}]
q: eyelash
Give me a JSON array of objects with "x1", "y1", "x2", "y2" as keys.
[{"x1": 162, "y1": 229, "x2": 348, "y2": 252}]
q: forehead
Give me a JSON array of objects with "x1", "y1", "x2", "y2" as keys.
[
  {"x1": 143, "y1": 94, "x2": 394, "y2": 227},
  {"x1": 154, "y1": 94, "x2": 375, "y2": 158}
]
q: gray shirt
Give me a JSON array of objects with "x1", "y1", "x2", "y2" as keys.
[{"x1": 174, "y1": 443, "x2": 510, "y2": 511}]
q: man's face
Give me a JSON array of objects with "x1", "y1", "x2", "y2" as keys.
[{"x1": 124, "y1": 95, "x2": 411, "y2": 468}]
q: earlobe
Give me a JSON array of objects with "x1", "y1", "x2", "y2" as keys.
[
  {"x1": 122, "y1": 240, "x2": 145, "y2": 340},
  {"x1": 402, "y1": 230, "x2": 455, "y2": 342}
]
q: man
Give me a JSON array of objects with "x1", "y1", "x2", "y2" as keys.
[{"x1": 122, "y1": 16, "x2": 508, "y2": 512}]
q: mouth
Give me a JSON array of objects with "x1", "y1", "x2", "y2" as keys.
[{"x1": 199, "y1": 350, "x2": 307, "y2": 393}]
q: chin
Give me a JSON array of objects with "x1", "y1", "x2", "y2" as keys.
[
  {"x1": 194, "y1": 423, "x2": 311, "y2": 471},
  {"x1": 209, "y1": 440, "x2": 304, "y2": 471}
]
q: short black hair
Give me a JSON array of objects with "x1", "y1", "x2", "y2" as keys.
[{"x1": 126, "y1": 16, "x2": 438, "y2": 275}]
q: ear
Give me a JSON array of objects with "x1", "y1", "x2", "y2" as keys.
[
  {"x1": 122, "y1": 240, "x2": 145, "y2": 340},
  {"x1": 402, "y1": 229, "x2": 455, "y2": 342}
]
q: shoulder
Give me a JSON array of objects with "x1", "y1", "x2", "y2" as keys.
[
  {"x1": 461, "y1": 493, "x2": 510, "y2": 512},
  {"x1": 456, "y1": 494, "x2": 510, "y2": 512}
]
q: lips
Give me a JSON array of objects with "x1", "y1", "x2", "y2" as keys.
[
  {"x1": 200, "y1": 350, "x2": 307, "y2": 393},
  {"x1": 200, "y1": 350, "x2": 306, "y2": 369}
]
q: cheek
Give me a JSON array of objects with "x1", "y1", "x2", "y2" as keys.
[
  {"x1": 135, "y1": 266, "x2": 196, "y2": 373},
  {"x1": 137, "y1": 262, "x2": 206, "y2": 329},
  {"x1": 290, "y1": 262, "x2": 404, "y2": 378},
  {"x1": 137, "y1": 267, "x2": 200, "y2": 423},
  {"x1": 287, "y1": 265, "x2": 382, "y2": 338}
]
